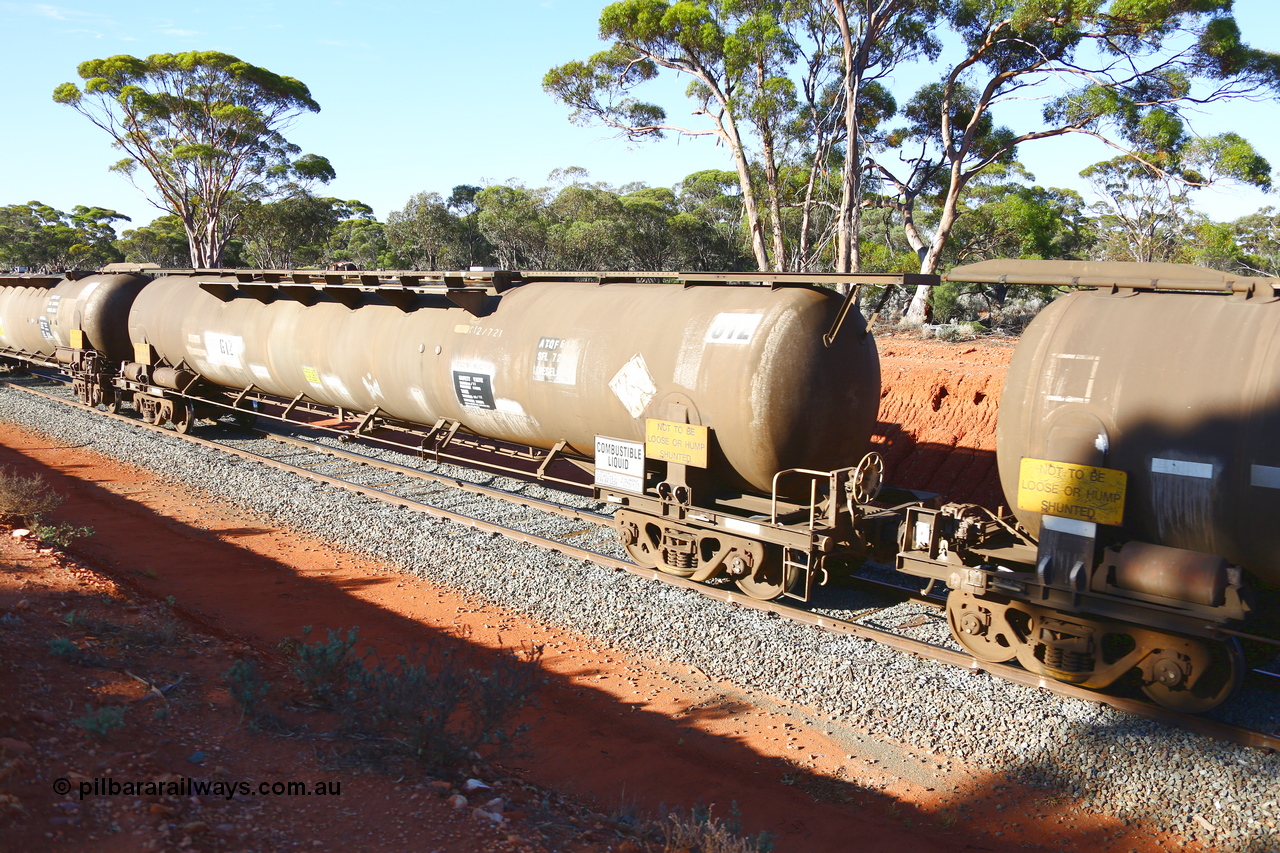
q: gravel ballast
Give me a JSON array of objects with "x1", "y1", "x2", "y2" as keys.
[{"x1": 1, "y1": 383, "x2": 1277, "y2": 851}]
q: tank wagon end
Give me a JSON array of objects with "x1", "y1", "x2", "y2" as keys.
[{"x1": 895, "y1": 259, "x2": 1280, "y2": 712}]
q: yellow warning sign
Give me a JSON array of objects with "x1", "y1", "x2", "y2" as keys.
[
  {"x1": 69, "y1": 329, "x2": 84, "y2": 349},
  {"x1": 1017, "y1": 458, "x2": 1127, "y2": 527},
  {"x1": 645, "y1": 419, "x2": 709, "y2": 468}
]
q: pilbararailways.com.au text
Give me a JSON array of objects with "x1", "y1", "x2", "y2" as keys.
[{"x1": 53, "y1": 776, "x2": 342, "y2": 800}]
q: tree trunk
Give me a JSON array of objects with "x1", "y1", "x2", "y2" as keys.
[
  {"x1": 904, "y1": 169, "x2": 964, "y2": 323},
  {"x1": 759, "y1": 123, "x2": 788, "y2": 272},
  {"x1": 833, "y1": 0, "x2": 860, "y2": 278},
  {"x1": 723, "y1": 117, "x2": 772, "y2": 271}
]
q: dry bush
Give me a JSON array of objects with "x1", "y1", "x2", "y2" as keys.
[
  {"x1": 658, "y1": 804, "x2": 775, "y2": 853},
  {"x1": 0, "y1": 466, "x2": 64, "y2": 525}
]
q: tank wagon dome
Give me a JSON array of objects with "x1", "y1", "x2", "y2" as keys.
[
  {"x1": 127, "y1": 272, "x2": 882, "y2": 494},
  {"x1": 975, "y1": 260, "x2": 1280, "y2": 588}
]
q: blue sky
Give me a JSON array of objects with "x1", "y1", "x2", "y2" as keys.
[{"x1": 2, "y1": 0, "x2": 1278, "y2": 231}]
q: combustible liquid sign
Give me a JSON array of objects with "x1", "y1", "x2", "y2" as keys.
[
  {"x1": 644, "y1": 419, "x2": 709, "y2": 468},
  {"x1": 594, "y1": 436, "x2": 645, "y2": 494},
  {"x1": 1017, "y1": 457, "x2": 1127, "y2": 526}
]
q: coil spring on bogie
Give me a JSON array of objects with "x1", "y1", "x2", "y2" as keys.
[
  {"x1": 661, "y1": 531, "x2": 696, "y2": 570},
  {"x1": 663, "y1": 549, "x2": 694, "y2": 569},
  {"x1": 1038, "y1": 644, "x2": 1095, "y2": 674}
]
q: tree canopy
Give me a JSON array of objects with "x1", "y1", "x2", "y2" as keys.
[
  {"x1": 545, "y1": 0, "x2": 1280, "y2": 311},
  {"x1": 53, "y1": 51, "x2": 334, "y2": 267},
  {"x1": 0, "y1": 202, "x2": 128, "y2": 272}
]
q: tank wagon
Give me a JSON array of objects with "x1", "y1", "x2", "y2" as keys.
[
  {"x1": 0, "y1": 260, "x2": 1273, "y2": 713},
  {"x1": 898, "y1": 260, "x2": 1279, "y2": 712}
]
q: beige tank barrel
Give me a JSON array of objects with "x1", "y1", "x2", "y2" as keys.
[
  {"x1": 986, "y1": 270, "x2": 1280, "y2": 587},
  {"x1": 128, "y1": 273, "x2": 883, "y2": 493},
  {"x1": 0, "y1": 273, "x2": 150, "y2": 361}
]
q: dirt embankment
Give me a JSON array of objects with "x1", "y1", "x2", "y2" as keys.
[{"x1": 873, "y1": 336, "x2": 1015, "y2": 511}]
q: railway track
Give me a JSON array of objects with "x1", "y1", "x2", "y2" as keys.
[{"x1": 6, "y1": 376, "x2": 1280, "y2": 754}]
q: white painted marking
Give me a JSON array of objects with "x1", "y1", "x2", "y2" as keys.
[
  {"x1": 204, "y1": 332, "x2": 244, "y2": 368},
  {"x1": 723, "y1": 517, "x2": 762, "y2": 536},
  {"x1": 705, "y1": 313, "x2": 763, "y2": 345},
  {"x1": 1045, "y1": 353, "x2": 1099, "y2": 403},
  {"x1": 1042, "y1": 514, "x2": 1098, "y2": 538},
  {"x1": 608, "y1": 353, "x2": 656, "y2": 419},
  {"x1": 1151, "y1": 458, "x2": 1214, "y2": 479},
  {"x1": 1251, "y1": 464, "x2": 1280, "y2": 489}
]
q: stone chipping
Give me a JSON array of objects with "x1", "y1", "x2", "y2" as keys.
[{"x1": 0, "y1": 381, "x2": 1277, "y2": 851}]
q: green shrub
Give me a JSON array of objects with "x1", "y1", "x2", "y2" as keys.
[
  {"x1": 47, "y1": 636, "x2": 81, "y2": 660},
  {"x1": 930, "y1": 281, "x2": 964, "y2": 325},
  {"x1": 75, "y1": 705, "x2": 126, "y2": 739},
  {"x1": 293, "y1": 626, "x2": 361, "y2": 704},
  {"x1": 31, "y1": 521, "x2": 93, "y2": 548},
  {"x1": 658, "y1": 803, "x2": 775, "y2": 853},
  {"x1": 226, "y1": 659, "x2": 272, "y2": 723},
  {"x1": 281, "y1": 626, "x2": 544, "y2": 771}
]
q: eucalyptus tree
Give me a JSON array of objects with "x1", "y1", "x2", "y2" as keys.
[
  {"x1": 546, "y1": 2, "x2": 948, "y2": 273},
  {"x1": 864, "y1": 1, "x2": 1280, "y2": 320},
  {"x1": 54, "y1": 51, "x2": 334, "y2": 267},
  {"x1": 544, "y1": 0, "x2": 799, "y2": 270},
  {"x1": 1231, "y1": 206, "x2": 1280, "y2": 276},
  {"x1": 324, "y1": 218, "x2": 390, "y2": 270},
  {"x1": 0, "y1": 202, "x2": 127, "y2": 271},
  {"x1": 1082, "y1": 133, "x2": 1270, "y2": 264},
  {"x1": 239, "y1": 195, "x2": 375, "y2": 270},
  {"x1": 117, "y1": 214, "x2": 191, "y2": 268},
  {"x1": 387, "y1": 192, "x2": 469, "y2": 271}
]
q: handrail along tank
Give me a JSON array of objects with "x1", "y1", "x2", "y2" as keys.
[
  {"x1": 992, "y1": 260, "x2": 1280, "y2": 591},
  {"x1": 126, "y1": 272, "x2": 882, "y2": 494}
]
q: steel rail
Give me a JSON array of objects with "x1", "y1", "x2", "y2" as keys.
[
  {"x1": 240, "y1": 428, "x2": 611, "y2": 526},
  {"x1": 5, "y1": 379, "x2": 1278, "y2": 754}
]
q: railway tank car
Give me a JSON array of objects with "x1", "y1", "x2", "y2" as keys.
[
  {"x1": 109, "y1": 268, "x2": 925, "y2": 602},
  {"x1": 0, "y1": 259, "x2": 1274, "y2": 714},
  {"x1": 123, "y1": 270, "x2": 882, "y2": 495},
  {"x1": 898, "y1": 260, "x2": 1279, "y2": 713},
  {"x1": 0, "y1": 270, "x2": 148, "y2": 407}
]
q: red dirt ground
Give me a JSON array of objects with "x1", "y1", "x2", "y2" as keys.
[
  {"x1": 0, "y1": 337, "x2": 1202, "y2": 852},
  {"x1": 874, "y1": 334, "x2": 1016, "y2": 511}
]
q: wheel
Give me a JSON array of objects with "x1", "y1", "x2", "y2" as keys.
[
  {"x1": 733, "y1": 547, "x2": 799, "y2": 601},
  {"x1": 1140, "y1": 636, "x2": 1245, "y2": 714},
  {"x1": 946, "y1": 590, "x2": 1018, "y2": 663},
  {"x1": 172, "y1": 402, "x2": 196, "y2": 434}
]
